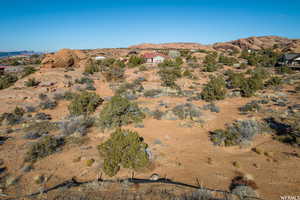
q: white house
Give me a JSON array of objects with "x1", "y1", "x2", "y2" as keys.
[{"x1": 142, "y1": 53, "x2": 167, "y2": 63}]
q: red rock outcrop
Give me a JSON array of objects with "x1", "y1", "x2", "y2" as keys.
[{"x1": 42, "y1": 49, "x2": 87, "y2": 68}]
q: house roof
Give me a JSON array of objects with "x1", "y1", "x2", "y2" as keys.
[
  {"x1": 283, "y1": 53, "x2": 300, "y2": 60},
  {"x1": 142, "y1": 53, "x2": 167, "y2": 59}
]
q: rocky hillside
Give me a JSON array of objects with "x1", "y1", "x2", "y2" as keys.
[
  {"x1": 129, "y1": 36, "x2": 300, "y2": 53},
  {"x1": 129, "y1": 42, "x2": 213, "y2": 50}
]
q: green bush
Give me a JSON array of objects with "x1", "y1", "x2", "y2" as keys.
[
  {"x1": 84, "y1": 61, "x2": 100, "y2": 75},
  {"x1": 266, "y1": 116, "x2": 299, "y2": 147},
  {"x1": 203, "y1": 52, "x2": 218, "y2": 65},
  {"x1": 276, "y1": 66, "x2": 292, "y2": 74},
  {"x1": 22, "y1": 66, "x2": 37, "y2": 78},
  {"x1": 240, "y1": 49, "x2": 280, "y2": 68},
  {"x1": 25, "y1": 78, "x2": 40, "y2": 87},
  {"x1": 210, "y1": 119, "x2": 262, "y2": 146},
  {"x1": 158, "y1": 59, "x2": 182, "y2": 88},
  {"x1": 75, "y1": 76, "x2": 94, "y2": 85},
  {"x1": 202, "y1": 52, "x2": 219, "y2": 72},
  {"x1": 265, "y1": 76, "x2": 282, "y2": 87},
  {"x1": 139, "y1": 65, "x2": 147, "y2": 71},
  {"x1": 175, "y1": 57, "x2": 184, "y2": 65},
  {"x1": 128, "y1": 56, "x2": 145, "y2": 68},
  {"x1": 96, "y1": 58, "x2": 125, "y2": 82},
  {"x1": 250, "y1": 67, "x2": 269, "y2": 80},
  {"x1": 98, "y1": 129, "x2": 149, "y2": 176},
  {"x1": 201, "y1": 76, "x2": 227, "y2": 102},
  {"x1": 68, "y1": 91, "x2": 103, "y2": 116},
  {"x1": 239, "y1": 101, "x2": 261, "y2": 112},
  {"x1": 0, "y1": 106, "x2": 25, "y2": 125},
  {"x1": 98, "y1": 95, "x2": 145, "y2": 130},
  {"x1": 226, "y1": 71, "x2": 245, "y2": 89},
  {"x1": 240, "y1": 75, "x2": 264, "y2": 97},
  {"x1": 203, "y1": 63, "x2": 219, "y2": 72},
  {"x1": 0, "y1": 74, "x2": 18, "y2": 90},
  {"x1": 25, "y1": 135, "x2": 64, "y2": 162},
  {"x1": 218, "y1": 55, "x2": 238, "y2": 66}
]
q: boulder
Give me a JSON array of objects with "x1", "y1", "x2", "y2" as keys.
[{"x1": 42, "y1": 49, "x2": 87, "y2": 68}]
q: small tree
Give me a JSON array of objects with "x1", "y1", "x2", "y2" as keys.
[
  {"x1": 98, "y1": 129, "x2": 149, "y2": 176},
  {"x1": 201, "y1": 76, "x2": 227, "y2": 101},
  {"x1": 68, "y1": 91, "x2": 103, "y2": 116},
  {"x1": 98, "y1": 95, "x2": 145, "y2": 129},
  {"x1": 128, "y1": 56, "x2": 145, "y2": 68},
  {"x1": 0, "y1": 74, "x2": 18, "y2": 90},
  {"x1": 158, "y1": 59, "x2": 182, "y2": 88}
]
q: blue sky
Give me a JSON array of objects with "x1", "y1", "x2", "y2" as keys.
[{"x1": 0, "y1": 0, "x2": 299, "y2": 51}]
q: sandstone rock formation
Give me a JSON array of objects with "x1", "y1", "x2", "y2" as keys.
[
  {"x1": 42, "y1": 49, "x2": 87, "y2": 68},
  {"x1": 213, "y1": 36, "x2": 300, "y2": 52}
]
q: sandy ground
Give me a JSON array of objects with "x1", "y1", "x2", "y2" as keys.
[{"x1": 0, "y1": 66, "x2": 300, "y2": 200}]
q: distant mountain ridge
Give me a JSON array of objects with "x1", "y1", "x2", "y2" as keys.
[{"x1": 0, "y1": 50, "x2": 38, "y2": 58}]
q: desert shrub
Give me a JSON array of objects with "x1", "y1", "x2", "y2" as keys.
[
  {"x1": 116, "y1": 81, "x2": 144, "y2": 99},
  {"x1": 172, "y1": 103, "x2": 202, "y2": 120},
  {"x1": 98, "y1": 58, "x2": 125, "y2": 82},
  {"x1": 241, "y1": 49, "x2": 280, "y2": 68},
  {"x1": 75, "y1": 76, "x2": 94, "y2": 85},
  {"x1": 38, "y1": 93, "x2": 48, "y2": 101},
  {"x1": 128, "y1": 56, "x2": 145, "y2": 68},
  {"x1": 98, "y1": 129, "x2": 149, "y2": 176},
  {"x1": 182, "y1": 69, "x2": 194, "y2": 79},
  {"x1": 0, "y1": 74, "x2": 18, "y2": 90},
  {"x1": 98, "y1": 95, "x2": 145, "y2": 130},
  {"x1": 265, "y1": 76, "x2": 282, "y2": 87},
  {"x1": 35, "y1": 112, "x2": 52, "y2": 120},
  {"x1": 266, "y1": 117, "x2": 300, "y2": 147},
  {"x1": 22, "y1": 66, "x2": 37, "y2": 78},
  {"x1": 158, "y1": 59, "x2": 182, "y2": 88},
  {"x1": 175, "y1": 57, "x2": 184, "y2": 65},
  {"x1": 203, "y1": 52, "x2": 218, "y2": 65},
  {"x1": 0, "y1": 107, "x2": 25, "y2": 125},
  {"x1": 139, "y1": 65, "x2": 147, "y2": 71},
  {"x1": 210, "y1": 119, "x2": 262, "y2": 146},
  {"x1": 59, "y1": 116, "x2": 94, "y2": 136},
  {"x1": 240, "y1": 75, "x2": 264, "y2": 97},
  {"x1": 203, "y1": 63, "x2": 219, "y2": 72},
  {"x1": 250, "y1": 67, "x2": 269, "y2": 80},
  {"x1": 276, "y1": 66, "x2": 292, "y2": 74},
  {"x1": 68, "y1": 91, "x2": 103, "y2": 116},
  {"x1": 239, "y1": 101, "x2": 261, "y2": 113},
  {"x1": 85, "y1": 83, "x2": 96, "y2": 91},
  {"x1": 144, "y1": 89, "x2": 162, "y2": 98},
  {"x1": 201, "y1": 76, "x2": 226, "y2": 102},
  {"x1": 25, "y1": 78, "x2": 40, "y2": 87},
  {"x1": 84, "y1": 61, "x2": 99, "y2": 75},
  {"x1": 219, "y1": 55, "x2": 238, "y2": 66},
  {"x1": 226, "y1": 71, "x2": 245, "y2": 89},
  {"x1": 25, "y1": 135, "x2": 64, "y2": 162},
  {"x1": 230, "y1": 176, "x2": 258, "y2": 191},
  {"x1": 202, "y1": 52, "x2": 219, "y2": 72},
  {"x1": 39, "y1": 100, "x2": 57, "y2": 110},
  {"x1": 23, "y1": 121, "x2": 59, "y2": 140},
  {"x1": 152, "y1": 109, "x2": 164, "y2": 120},
  {"x1": 63, "y1": 91, "x2": 77, "y2": 100},
  {"x1": 202, "y1": 103, "x2": 220, "y2": 113},
  {"x1": 179, "y1": 189, "x2": 213, "y2": 200}
]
